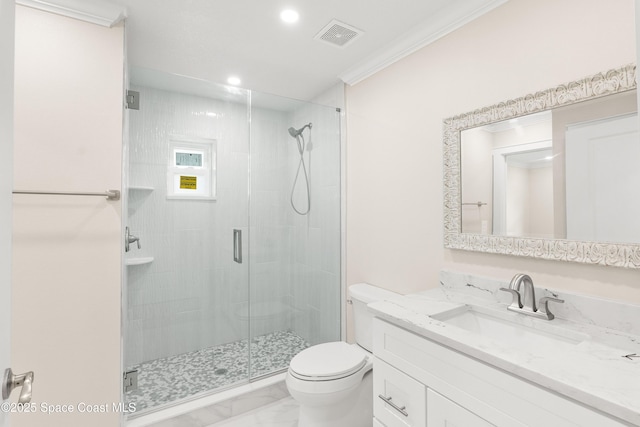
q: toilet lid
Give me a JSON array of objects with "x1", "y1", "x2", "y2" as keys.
[{"x1": 289, "y1": 342, "x2": 367, "y2": 379}]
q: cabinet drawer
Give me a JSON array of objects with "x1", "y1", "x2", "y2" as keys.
[
  {"x1": 427, "y1": 389, "x2": 493, "y2": 427},
  {"x1": 374, "y1": 358, "x2": 426, "y2": 427}
]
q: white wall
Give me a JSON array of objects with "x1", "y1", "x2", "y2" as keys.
[
  {"x1": 12, "y1": 6, "x2": 123, "y2": 426},
  {"x1": 0, "y1": 0, "x2": 13, "y2": 425},
  {"x1": 346, "y1": 0, "x2": 639, "y2": 339}
]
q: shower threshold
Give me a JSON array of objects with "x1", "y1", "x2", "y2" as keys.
[{"x1": 125, "y1": 330, "x2": 308, "y2": 413}]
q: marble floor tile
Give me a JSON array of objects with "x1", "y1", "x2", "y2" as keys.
[{"x1": 207, "y1": 397, "x2": 299, "y2": 427}]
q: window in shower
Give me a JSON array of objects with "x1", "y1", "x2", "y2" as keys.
[{"x1": 166, "y1": 136, "x2": 217, "y2": 200}]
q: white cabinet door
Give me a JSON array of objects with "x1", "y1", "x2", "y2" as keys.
[
  {"x1": 427, "y1": 389, "x2": 494, "y2": 427},
  {"x1": 374, "y1": 358, "x2": 426, "y2": 427}
]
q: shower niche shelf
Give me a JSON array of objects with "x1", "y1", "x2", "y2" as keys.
[
  {"x1": 128, "y1": 186, "x2": 154, "y2": 193},
  {"x1": 126, "y1": 257, "x2": 154, "y2": 266}
]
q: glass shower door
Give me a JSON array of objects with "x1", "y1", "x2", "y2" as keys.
[{"x1": 124, "y1": 68, "x2": 251, "y2": 413}]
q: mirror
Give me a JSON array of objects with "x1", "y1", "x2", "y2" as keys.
[{"x1": 444, "y1": 64, "x2": 640, "y2": 268}]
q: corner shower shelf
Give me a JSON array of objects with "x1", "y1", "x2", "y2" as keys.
[
  {"x1": 128, "y1": 186, "x2": 154, "y2": 193},
  {"x1": 126, "y1": 257, "x2": 154, "y2": 266}
]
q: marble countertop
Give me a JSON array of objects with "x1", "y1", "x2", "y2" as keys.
[{"x1": 367, "y1": 270, "x2": 640, "y2": 426}]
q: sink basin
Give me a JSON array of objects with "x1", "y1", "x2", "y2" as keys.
[{"x1": 432, "y1": 305, "x2": 589, "y2": 351}]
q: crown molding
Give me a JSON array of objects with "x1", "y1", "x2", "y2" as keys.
[
  {"x1": 339, "y1": 0, "x2": 509, "y2": 86},
  {"x1": 16, "y1": 0, "x2": 126, "y2": 27}
]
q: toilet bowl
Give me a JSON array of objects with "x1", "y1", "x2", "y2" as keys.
[
  {"x1": 286, "y1": 342, "x2": 373, "y2": 427},
  {"x1": 286, "y1": 283, "x2": 399, "y2": 427}
]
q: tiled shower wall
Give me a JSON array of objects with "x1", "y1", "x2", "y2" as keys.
[
  {"x1": 249, "y1": 107, "x2": 292, "y2": 339},
  {"x1": 250, "y1": 102, "x2": 341, "y2": 345},
  {"x1": 125, "y1": 84, "x2": 341, "y2": 369},
  {"x1": 126, "y1": 86, "x2": 252, "y2": 367}
]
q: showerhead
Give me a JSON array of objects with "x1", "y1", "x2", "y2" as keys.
[
  {"x1": 288, "y1": 127, "x2": 299, "y2": 138},
  {"x1": 288, "y1": 123, "x2": 312, "y2": 138}
]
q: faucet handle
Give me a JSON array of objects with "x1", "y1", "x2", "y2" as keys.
[
  {"x1": 537, "y1": 296, "x2": 564, "y2": 320},
  {"x1": 499, "y1": 288, "x2": 523, "y2": 309},
  {"x1": 125, "y1": 226, "x2": 141, "y2": 252}
]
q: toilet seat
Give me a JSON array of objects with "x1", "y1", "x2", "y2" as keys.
[{"x1": 289, "y1": 342, "x2": 368, "y2": 381}]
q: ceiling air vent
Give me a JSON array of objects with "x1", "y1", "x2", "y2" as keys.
[{"x1": 314, "y1": 19, "x2": 363, "y2": 48}]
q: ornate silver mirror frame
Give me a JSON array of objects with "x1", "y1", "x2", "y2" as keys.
[{"x1": 443, "y1": 64, "x2": 640, "y2": 268}]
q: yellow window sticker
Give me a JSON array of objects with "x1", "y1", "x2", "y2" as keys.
[{"x1": 180, "y1": 176, "x2": 197, "y2": 190}]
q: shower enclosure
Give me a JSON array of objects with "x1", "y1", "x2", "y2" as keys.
[{"x1": 123, "y1": 68, "x2": 342, "y2": 413}]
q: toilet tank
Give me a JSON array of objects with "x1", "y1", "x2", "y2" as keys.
[{"x1": 349, "y1": 283, "x2": 399, "y2": 352}]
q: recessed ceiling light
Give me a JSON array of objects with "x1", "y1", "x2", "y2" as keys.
[
  {"x1": 280, "y1": 9, "x2": 299, "y2": 23},
  {"x1": 227, "y1": 76, "x2": 241, "y2": 86}
]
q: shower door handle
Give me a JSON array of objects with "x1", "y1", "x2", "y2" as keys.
[{"x1": 233, "y1": 229, "x2": 242, "y2": 263}]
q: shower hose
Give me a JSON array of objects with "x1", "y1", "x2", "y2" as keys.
[{"x1": 290, "y1": 132, "x2": 311, "y2": 215}]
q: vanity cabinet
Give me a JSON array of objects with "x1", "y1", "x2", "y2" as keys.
[{"x1": 372, "y1": 318, "x2": 630, "y2": 427}]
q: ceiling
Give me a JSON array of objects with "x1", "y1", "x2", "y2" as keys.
[{"x1": 110, "y1": 0, "x2": 507, "y2": 101}]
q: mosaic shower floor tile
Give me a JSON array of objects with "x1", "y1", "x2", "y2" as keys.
[{"x1": 126, "y1": 330, "x2": 308, "y2": 413}]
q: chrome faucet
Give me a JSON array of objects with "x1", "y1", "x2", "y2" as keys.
[
  {"x1": 125, "y1": 226, "x2": 141, "y2": 252},
  {"x1": 500, "y1": 274, "x2": 564, "y2": 320},
  {"x1": 510, "y1": 273, "x2": 537, "y2": 312}
]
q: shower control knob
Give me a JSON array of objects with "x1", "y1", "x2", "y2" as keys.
[{"x1": 125, "y1": 226, "x2": 141, "y2": 252}]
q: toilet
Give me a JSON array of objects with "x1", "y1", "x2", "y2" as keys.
[{"x1": 286, "y1": 283, "x2": 399, "y2": 427}]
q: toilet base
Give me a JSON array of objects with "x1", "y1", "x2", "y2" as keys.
[{"x1": 295, "y1": 370, "x2": 372, "y2": 427}]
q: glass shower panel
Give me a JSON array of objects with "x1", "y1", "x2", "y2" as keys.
[
  {"x1": 124, "y1": 68, "x2": 251, "y2": 412},
  {"x1": 248, "y1": 93, "x2": 342, "y2": 378}
]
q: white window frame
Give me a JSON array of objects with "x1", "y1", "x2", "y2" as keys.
[{"x1": 166, "y1": 136, "x2": 216, "y2": 200}]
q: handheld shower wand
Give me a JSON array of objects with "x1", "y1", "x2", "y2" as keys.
[{"x1": 288, "y1": 123, "x2": 312, "y2": 215}]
